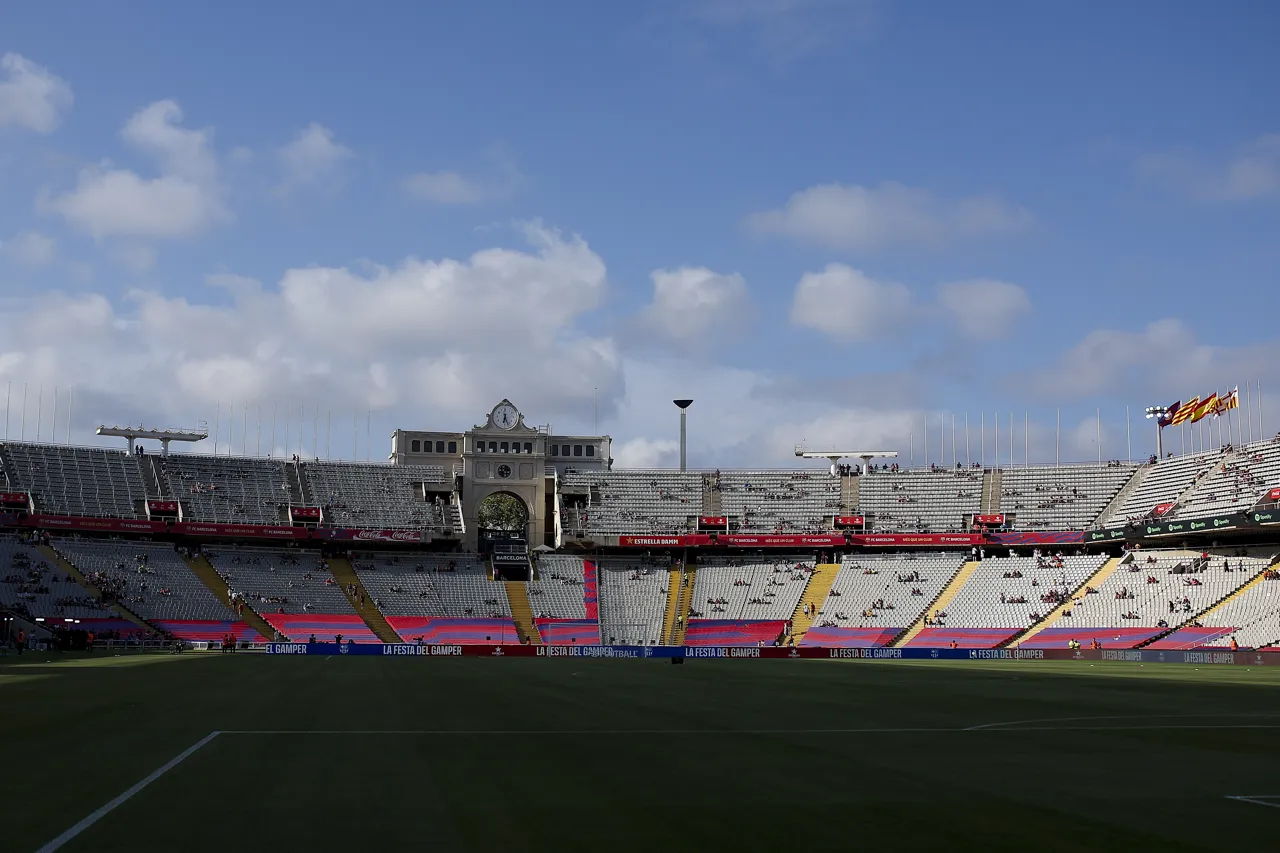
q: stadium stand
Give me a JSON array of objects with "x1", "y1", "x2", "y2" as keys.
[
  {"x1": 1173, "y1": 439, "x2": 1280, "y2": 518},
  {"x1": 1, "y1": 443, "x2": 146, "y2": 519},
  {"x1": 595, "y1": 555, "x2": 670, "y2": 645},
  {"x1": 529, "y1": 554, "x2": 588, "y2": 619},
  {"x1": 714, "y1": 470, "x2": 839, "y2": 533},
  {"x1": 1104, "y1": 450, "x2": 1223, "y2": 525},
  {"x1": 0, "y1": 533, "x2": 118, "y2": 620},
  {"x1": 999, "y1": 463, "x2": 1139, "y2": 530},
  {"x1": 690, "y1": 556, "x2": 812, "y2": 622},
  {"x1": 1022, "y1": 550, "x2": 1258, "y2": 648},
  {"x1": 858, "y1": 467, "x2": 983, "y2": 532},
  {"x1": 804, "y1": 553, "x2": 966, "y2": 646},
  {"x1": 49, "y1": 537, "x2": 261, "y2": 641},
  {"x1": 533, "y1": 618, "x2": 601, "y2": 645},
  {"x1": 929, "y1": 554, "x2": 1108, "y2": 643},
  {"x1": 684, "y1": 619, "x2": 788, "y2": 645},
  {"x1": 303, "y1": 462, "x2": 453, "y2": 530},
  {"x1": 159, "y1": 455, "x2": 290, "y2": 524},
  {"x1": 1148, "y1": 556, "x2": 1278, "y2": 649},
  {"x1": 559, "y1": 470, "x2": 702, "y2": 535},
  {"x1": 351, "y1": 551, "x2": 506, "y2": 618}
]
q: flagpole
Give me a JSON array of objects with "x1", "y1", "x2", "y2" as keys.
[
  {"x1": 52, "y1": 386, "x2": 59, "y2": 444},
  {"x1": 1259, "y1": 379, "x2": 1265, "y2": 441},
  {"x1": 1009, "y1": 412, "x2": 1013, "y2": 469},
  {"x1": 939, "y1": 413, "x2": 944, "y2": 468},
  {"x1": 271, "y1": 404, "x2": 278, "y2": 458},
  {"x1": 256, "y1": 404, "x2": 262, "y2": 457},
  {"x1": 980, "y1": 413, "x2": 985, "y2": 467},
  {"x1": 1126, "y1": 406, "x2": 1131, "y2": 463},
  {"x1": 284, "y1": 406, "x2": 290, "y2": 459},
  {"x1": 366, "y1": 412, "x2": 371, "y2": 462},
  {"x1": 951, "y1": 414, "x2": 956, "y2": 467},
  {"x1": 242, "y1": 403, "x2": 248, "y2": 458},
  {"x1": 1025, "y1": 411, "x2": 1029, "y2": 468},
  {"x1": 36, "y1": 384, "x2": 42, "y2": 441},
  {"x1": 1055, "y1": 409, "x2": 1060, "y2": 468},
  {"x1": 298, "y1": 405, "x2": 304, "y2": 458},
  {"x1": 965, "y1": 414, "x2": 971, "y2": 467},
  {"x1": 1245, "y1": 381, "x2": 1253, "y2": 443},
  {"x1": 327, "y1": 410, "x2": 332, "y2": 460},
  {"x1": 924, "y1": 415, "x2": 928, "y2": 468},
  {"x1": 4, "y1": 380, "x2": 9, "y2": 440},
  {"x1": 20, "y1": 382, "x2": 26, "y2": 441},
  {"x1": 1096, "y1": 408, "x2": 1101, "y2": 464},
  {"x1": 213, "y1": 400, "x2": 220, "y2": 455},
  {"x1": 995, "y1": 414, "x2": 999, "y2": 469},
  {"x1": 66, "y1": 386, "x2": 72, "y2": 443}
]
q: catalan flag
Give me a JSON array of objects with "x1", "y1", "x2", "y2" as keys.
[
  {"x1": 1188, "y1": 393, "x2": 1218, "y2": 424},
  {"x1": 1170, "y1": 396, "x2": 1199, "y2": 426}
]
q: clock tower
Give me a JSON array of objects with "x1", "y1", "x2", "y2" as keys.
[{"x1": 461, "y1": 400, "x2": 546, "y2": 550}]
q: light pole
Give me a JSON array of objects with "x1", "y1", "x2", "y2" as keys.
[
  {"x1": 674, "y1": 400, "x2": 693, "y2": 471},
  {"x1": 1145, "y1": 405, "x2": 1170, "y2": 461}
]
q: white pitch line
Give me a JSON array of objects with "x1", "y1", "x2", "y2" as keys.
[
  {"x1": 1226, "y1": 796, "x2": 1280, "y2": 810},
  {"x1": 965, "y1": 712, "x2": 1280, "y2": 731},
  {"x1": 35, "y1": 731, "x2": 222, "y2": 853},
  {"x1": 219, "y1": 723, "x2": 1280, "y2": 736}
]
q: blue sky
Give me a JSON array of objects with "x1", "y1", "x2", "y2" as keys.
[{"x1": 0, "y1": 1, "x2": 1277, "y2": 467}]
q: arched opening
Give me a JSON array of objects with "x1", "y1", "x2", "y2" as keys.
[{"x1": 476, "y1": 492, "x2": 531, "y2": 579}]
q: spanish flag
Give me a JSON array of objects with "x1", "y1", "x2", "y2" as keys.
[
  {"x1": 1188, "y1": 394, "x2": 1218, "y2": 424},
  {"x1": 1170, "y1": 396, "x2": 1199, "y2": 426}
]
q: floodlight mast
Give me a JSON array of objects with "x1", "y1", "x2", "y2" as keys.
[
  {"x1": 1144, "y1": 405, "x2": 1171, "y2": 460},
  {"x1": 96, "y1": 425, "x2": 208, "y2": 457},
  {"x1": 674, "y1": 400, "x2": 693, "y2": 471}
]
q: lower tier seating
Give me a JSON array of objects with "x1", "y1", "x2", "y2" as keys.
[
  {"x1": 903, "y1": 627, "x2": 1020, "y2": 648},
  {"x1": 386, "y1": 616, "x2": 519, "y2": 644},
  {"x1": 1018, "y1": 626, "x2": 1166, "y2": 649},
  {"x1": 265, "y1": 614, "x2": 381, "y2": 643},
  {"x1": 800, "y1": 626, "x2": 900, "y2": 647},
  {"x1": 1145, "y1": 626, "x2": 1236, "y2": 650},
  {"x1": 684, "y1": 619, "x2": 787, "y2": 646},
  {"x1": 535, "y1": 618, "x2": 602, "y2": 645},
  {"x1": 152, "y1": 620, "x2": 264, "y2": 642}
]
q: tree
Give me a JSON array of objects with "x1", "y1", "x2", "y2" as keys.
[{"x1": 477, "y1": 493, "x2": 527, "y2": 532}]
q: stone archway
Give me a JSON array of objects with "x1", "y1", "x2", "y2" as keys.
[{"x1": 476, "y1": 491, "x2": 530, "y2": 541}]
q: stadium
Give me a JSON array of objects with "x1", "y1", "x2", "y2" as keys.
[
  {"x1": 5, "y1": 395, "x2": 1280, "y2": 851},
  {"x1": 5, "y1": 4, "x2": 1280, "y2": 851}
]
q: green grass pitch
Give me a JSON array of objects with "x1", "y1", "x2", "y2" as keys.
[{"x1": 3, "y1": 653, "x2": 1280, "y2": 852}]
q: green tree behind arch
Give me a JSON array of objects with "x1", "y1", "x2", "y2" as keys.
[{"x1": 477, "y1": 493, "x2": 528, "y2": 532}]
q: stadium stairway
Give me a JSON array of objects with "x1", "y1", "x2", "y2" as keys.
[
  {"x1": 181, "y1": 552, "x2": 275, "y2": 641},
  {"x1": 661, "y1": 566, "x2": 683, "y2": 644},
  {"x1": 892, "y1": 561, "x2": 979, "y2": 647},
  {"x1": 1009, "y1": 556, "x2": 1128, "y2": 648},
  {"x1": 788, "y1": 563, "x2": 841, "y2": 644},
  {"x1": 504, "y1": 581, "x2": 541, "y2": 645},
  {"x1": 841, "y1": 474, "x2": 860, "y2": 515},
  {"x1": 1096, "y1": 463, "x2": 1151, "y2": 526},
  {"x1": 36, "y1": 544, "x2": 157, "y2": 634},
  {"x1": 673, "y1": 565, "x2": 696, "y2": 645},
  {"x1": 329, "y1": 555, "x2": 402, "y2": 643},
  {"x1": 981, "y1": 469, "x2": 1002, "y2": 515}
]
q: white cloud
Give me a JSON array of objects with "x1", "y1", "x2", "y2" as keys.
[
  {"x1": 746, "y1": 181, "x2": 1033, "y2": 251},
  {"x1": 936, "y1": 279, "x2": 1031, "y2": 340},
  {"x1": 0, "y1": 53, "x2": 73, "y2": 133},
  {"x1": 277, "y1": 122, "x2": 353, "y2": 193},
  {"x1": 403, "y1": 153, "x2": 524, "y2": 206},
  {"x1": 0, "y1": 223, "x2": 620, "y2": 454},
  {"x1": 1, "y1": 230, "x2": 56, "y2": 267},
  {"x1": 112, "y1": 246, "x2": 158, "y2": 273},
  {"x1": 630, "y1": 266, "x2": 749, "y2": 351},
  {"x1": 687, "y1": 0, "x2": 878, "y2": 62},
  {"x1": 1139, "y1": 134, "x2": 1280, "y2": 202},
  {"x1": 613, "y1": 437, "x2": 679, "y2": 468},
  {"x1": 790, "y1": 263, "x2": 912, "y2": 342},
  {"x1": 1025, "y1": 318, "x2": 1280, "y2": 401},
  {"x1": 44, "y1": 100, "x2": 229, "y2": 239}
]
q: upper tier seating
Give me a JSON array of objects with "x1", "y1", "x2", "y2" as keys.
[
  {"x1": 204, "y1": 546, "x2": 347, "y2": 616},
  {"x1": 690, "y1": 556, "x2": 813, "y2": 622},
  {"x1": 715, "y1": 470, "x2": 839, "y2": 533},
  {"x1": 0, "y1": 533, "x2": 116, "y2": 620},
  {"x1": 159, "y1": 455, "x2": 290, "y2": 524},
  {"x1": 1, "y1": 443, "x2": 146, "y2": 519},
  {"x1": 1173, "y1": 439, "x2": 1280, "y2": 518},
  {"x1": 529, "y1": 554, "x2": 588, "y2": 619},
  {"x1": 999, "y1": 463, "x2": 1138, "y2": 530},
  {"x1": 1104, "y1": 450, "x2": 1223, "y2": 525},
  {"x1": 858, "y1": 467, "x2": 982, "y2": 532},
  {"x1": 560, "y1": 470, "x2": 702, "y2": 535},
  {"x1": 304, "y1": 462, "x2": 450, "y2": 530},
  {"x1": 351, "y1": 551, "x2": 508, "y2": 617},
  {"x1": 941, "y1": 554, "x2": 1107, "y2": 631},
  {"x1": 596, "y1": 555, "x2": 670, "y2": 646},
  {"x1": 809, "y1": 553, "x2": 965, "y2": 635},
  {"x1": 53, "y1": 537, "x2": 233, "y2": 621}
]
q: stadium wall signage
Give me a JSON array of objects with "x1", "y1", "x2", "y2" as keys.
[
  {"x1": 1136, "y1": 512, "x2": 1246, "y2": 538},
  {"x1": 990, "y1": 531, "x2": 1085, "y2": 546},
  {"x1": 258, "y1": 643, "x2": 1280, "y2": 664},
  {"x1": 848, "y1": 533, "x2": 984, "y2": 546},
  {"x1": 1085, "y1": 527, "x2": 1128, "y2": 543},
  {"x1": 1267, "y1": 488, "x2": 1280, "y2": 502},
  {"x1": 973, "y1": 514, "x2": 1006, "y2": 526}
]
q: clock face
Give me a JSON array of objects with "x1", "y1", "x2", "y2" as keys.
[
  {"x1": 493, "y1": 403, "x2": 519, "y2": 430},
  {"x1": 497, "y1": 464, "x2": 512, "y2": 479}
]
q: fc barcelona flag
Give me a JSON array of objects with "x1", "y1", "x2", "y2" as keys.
[{"x1": 1157, "y1": 402, "x2": 1181, "y2": 427}]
